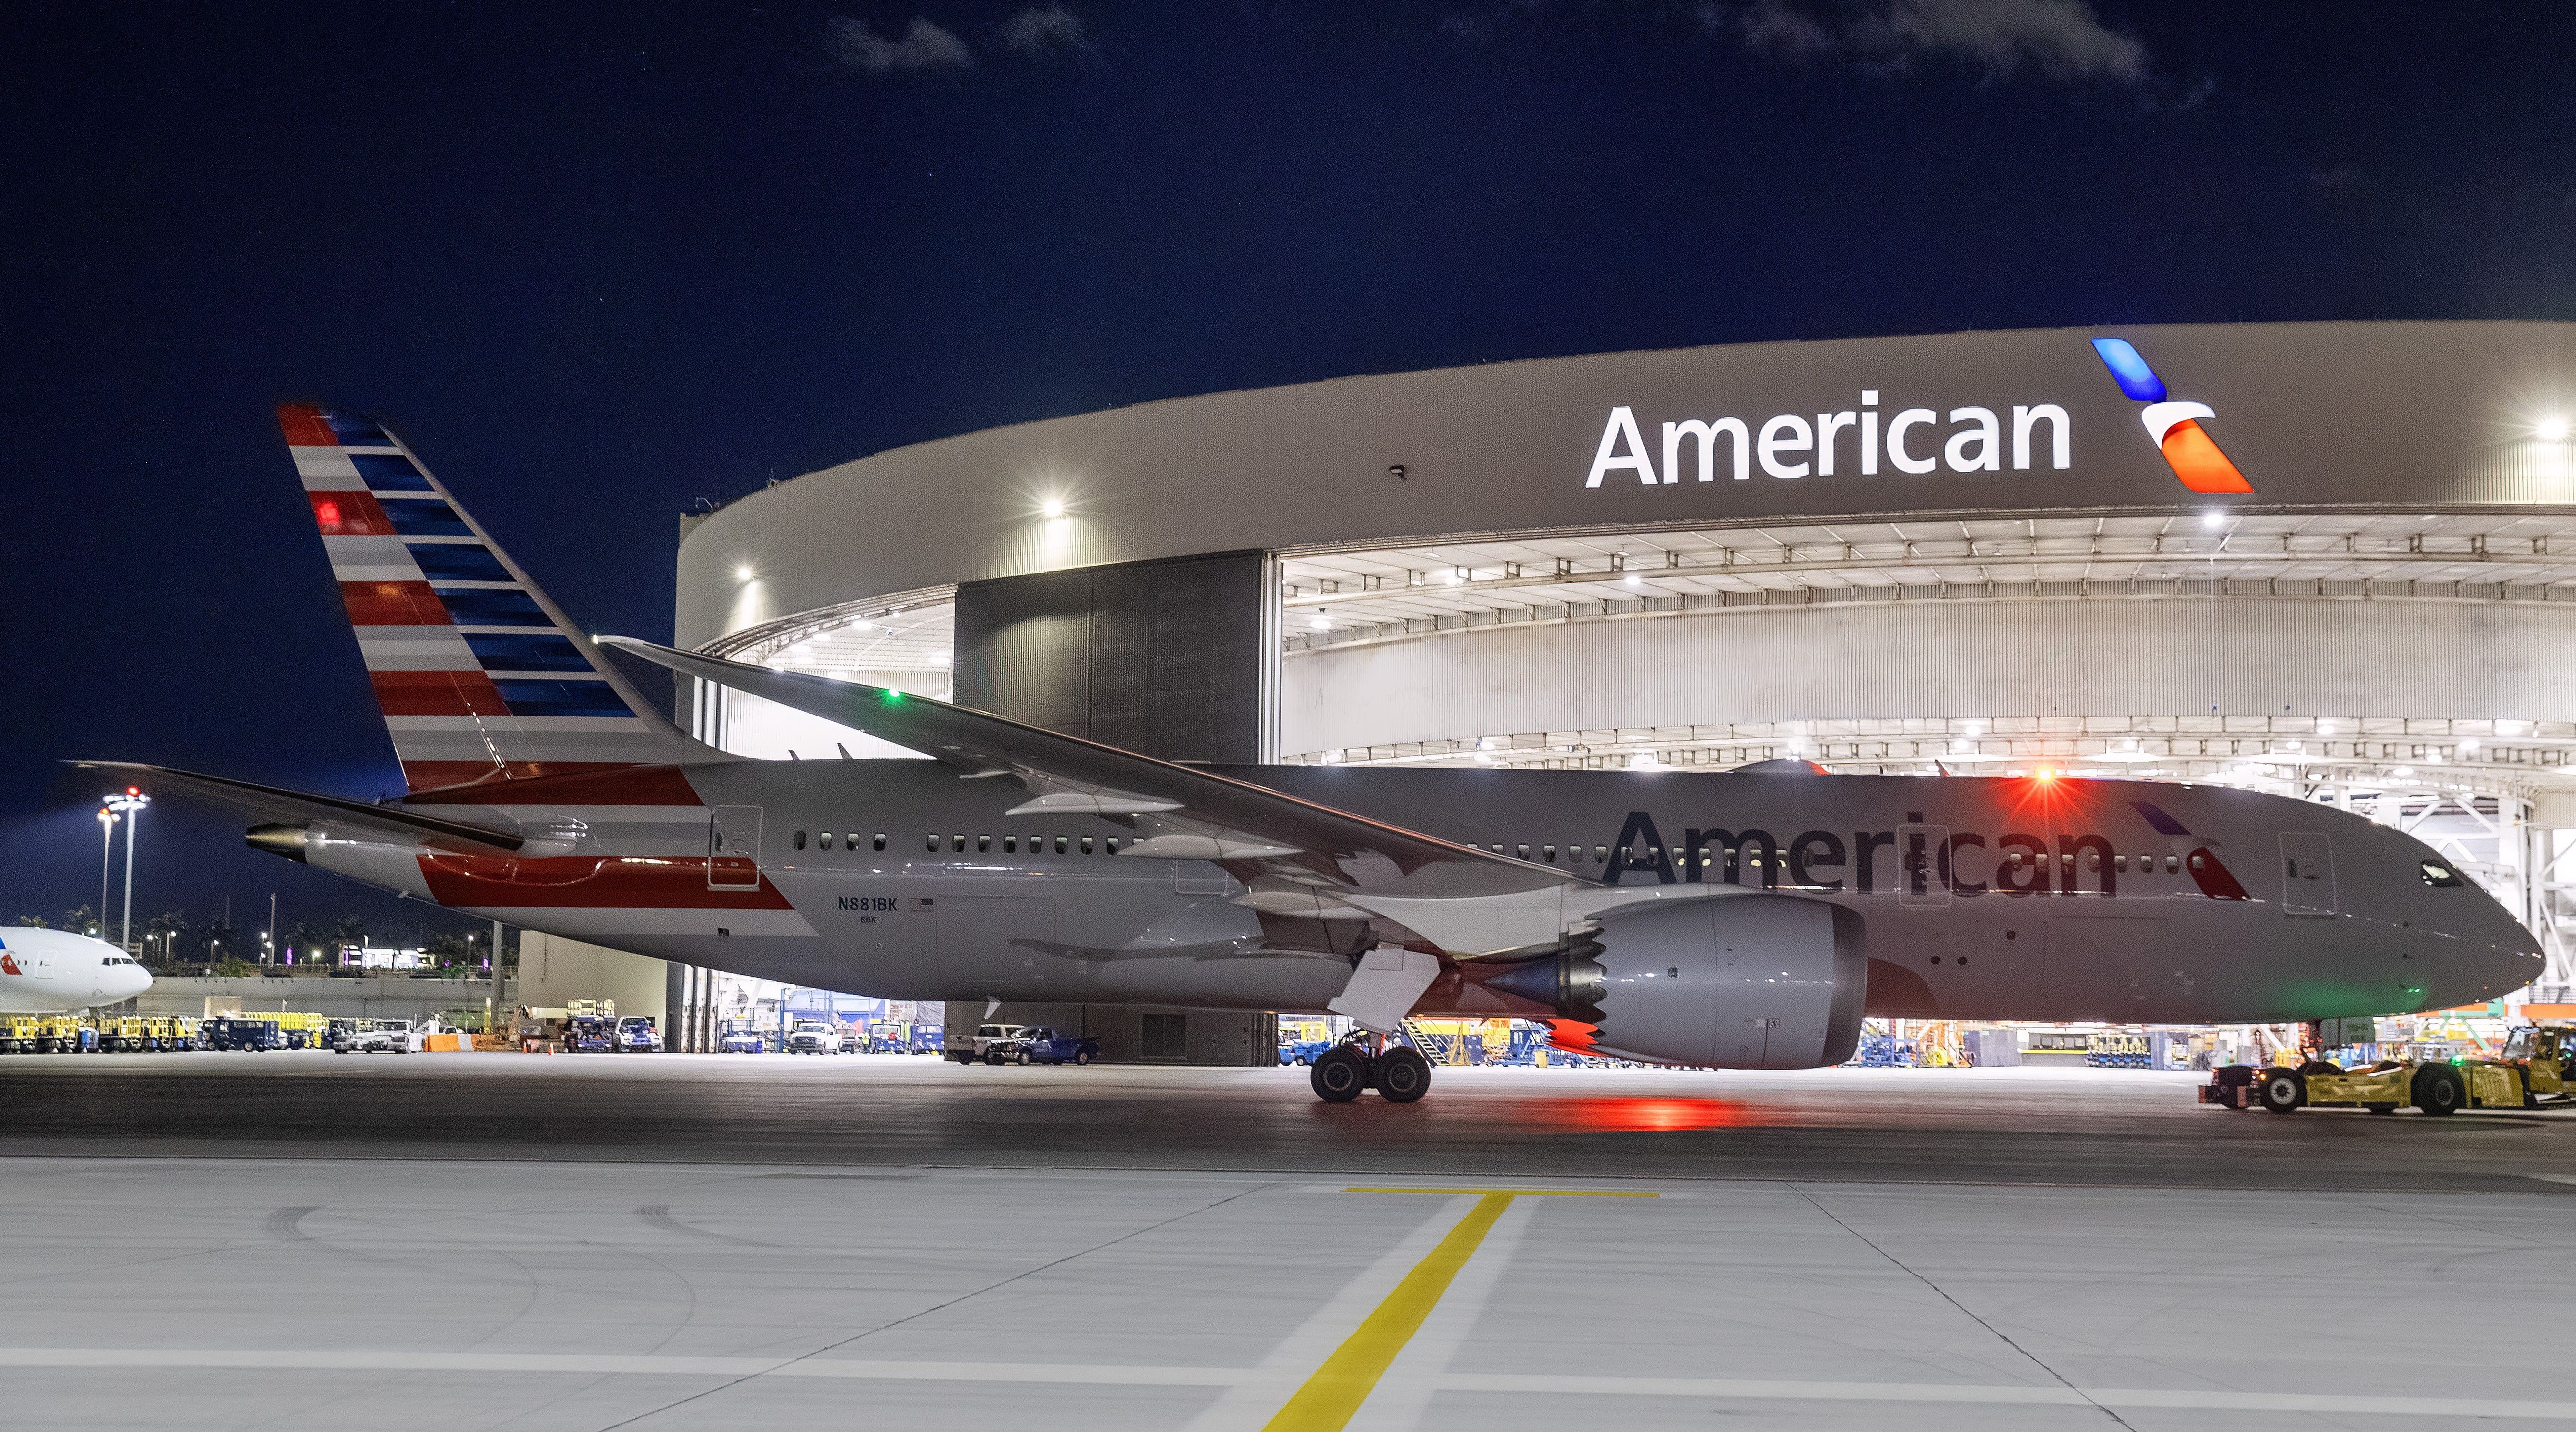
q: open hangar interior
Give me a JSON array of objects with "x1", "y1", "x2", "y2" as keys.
[{"x1": 664, "y1": 321, "x2": 2576, "y2": 1054}]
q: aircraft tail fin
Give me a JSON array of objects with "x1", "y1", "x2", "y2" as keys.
[{"x1": 277, "y1": 403, "x2": 705, "y2": 795}]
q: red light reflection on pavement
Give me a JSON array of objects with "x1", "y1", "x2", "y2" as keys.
[{"x1": 1541, "y1": 1097, "x2": 1767, "y2": 1133}]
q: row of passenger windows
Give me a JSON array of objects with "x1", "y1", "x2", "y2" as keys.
[
  {"x1": 790, "y1": 831, "x2": 1123, "y2": 856},
  {"x1": 787, "y1": 828, "x2": 2198, "y2": 877}
]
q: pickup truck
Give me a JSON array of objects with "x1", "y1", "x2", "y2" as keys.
[
  {"x1": 954, "y1": 1023, "x2": 1028, "y2": 1065},
  {"x1": 1014, "y1": 1026, "x2": 1100, "y2": 1066},
  {"x1": 784, "y1": 1020, "x2": 842, "y2": 1055}
]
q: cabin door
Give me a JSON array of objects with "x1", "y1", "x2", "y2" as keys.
[
  {"x1": 709, "y1": 806, "x2": 764, "y2": 890},
  {"x1": 2279, "y1": 833, "x2": 2336, "y2": 917}
]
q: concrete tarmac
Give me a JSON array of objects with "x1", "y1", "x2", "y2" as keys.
[
  {"x1": 7, "y1": 1054, "x2": 2576, "y2": 1430},
  {"x1": 4, "y1": 1051, "x2": 2574, "y2": 1189}
]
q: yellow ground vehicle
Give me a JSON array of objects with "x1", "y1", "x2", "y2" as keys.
[
  {"x1": 2202, "y1": 1026, "x2": 2576, "y2": 1115},
  {"x1": 2499, "y1": 1025, "x2": 2575, "y2": 1103},
  {"x1": 38, "y1": 1015, "x2": 92, "y2": 1053},
  {"x1": 0, "y1": 1014, "x2": 41, "y2": 1054},
  {"x1": 97, "y1": 1016, "x2": 150, "y2": 1052}
]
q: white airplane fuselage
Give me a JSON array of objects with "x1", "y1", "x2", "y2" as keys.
[
  {"x1": 294, "y1": 760, "x2": 2540, "y2": 1028},
  {"x1": 0, "y1": 928, "x2": 154, "y2": 1013}
]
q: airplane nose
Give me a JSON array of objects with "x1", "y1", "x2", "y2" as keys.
[
  {"x1": 2462, "y1": 902, "x2": 2545, "y2": 1000},
  {"x1": 2506, "y1": 921, "x2": 2545, "y2": 984}
]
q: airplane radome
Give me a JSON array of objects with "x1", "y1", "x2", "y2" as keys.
[{"x1": 79, "y1": 405, "x2": 2544, "y2": 1103}]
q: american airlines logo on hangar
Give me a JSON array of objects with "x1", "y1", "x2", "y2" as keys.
[{"x1": 1582, "y1": 335, "x2": 2251, "y2": 493}]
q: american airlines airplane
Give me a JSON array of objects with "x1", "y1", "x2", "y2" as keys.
[
  {"x1": 0, "y1": 928, "x2": 153, "y2": 1013},
  {"x1": 82, "y1": 405, "x2": 2543, "y2": 1101}
]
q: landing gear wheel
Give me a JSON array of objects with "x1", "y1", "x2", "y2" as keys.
[
  {"x1": 1373, "y1": 1047, "x2": 1433, "y2": 1104},
  {"x1": 1310, "y1": 1045, "x2": 1369, "y2": 1103},
  {"x1": 2255, "y1": 1067, "x2": 2307, "y2": 1114},
  {"x1": 2413, "y1": 1063, "x2": 2466, "y2": 1116}
]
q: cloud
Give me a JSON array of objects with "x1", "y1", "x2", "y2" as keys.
[
  {"x1": 999, "y1": 4, "x2": 1089, "y2": 54},
  {"x1": 826, "y1": 15, "x2": 975, "y2": 73},
  {"x1": 1717, "y1": 0, "x2": 2150, "y2": 84},
  {"x1": 1443, "y1": 0, "x2": 1551, "y2": 41}
]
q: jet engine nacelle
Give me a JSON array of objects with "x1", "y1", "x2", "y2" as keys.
[{"x1": 1584, "y1": 894, "x2": 1866, "y2": 1069}]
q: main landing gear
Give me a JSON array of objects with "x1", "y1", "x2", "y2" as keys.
[{"x1": 1309, "y1": 1036, "x2": 1431, "y2": 1104}]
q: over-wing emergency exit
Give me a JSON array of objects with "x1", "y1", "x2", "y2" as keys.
[{"x1": 78, "y1": 405, "x2": 2542, "y2": 1103}]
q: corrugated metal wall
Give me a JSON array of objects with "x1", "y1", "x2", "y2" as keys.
[
  {"x1": 955, "y1": 551, "x2": 1267, "y2": 764},
  {"x1": 1281, "y1": 596, "x2": 2576, "y2": 755}
]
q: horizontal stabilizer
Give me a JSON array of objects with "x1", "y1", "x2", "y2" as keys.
[{"x1": 68, "y1": 761, "x2": 523, "y2": 854}]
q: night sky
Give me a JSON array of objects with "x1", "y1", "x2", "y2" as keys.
[{"x1": 3, "y1": 1, "x2": 2571, "y2": 940}]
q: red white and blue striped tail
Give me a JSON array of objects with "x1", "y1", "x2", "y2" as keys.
[{"x1": 278, "y1": 403, "x2": 700, "y2": 796}]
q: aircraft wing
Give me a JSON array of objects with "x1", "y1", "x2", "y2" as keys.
[
  {"x1": 68, "y1": 761, "x2": 524, "y2": 854},
  {"x1": 600, "y1": 639, "x2": 1582, "y2": 924}
]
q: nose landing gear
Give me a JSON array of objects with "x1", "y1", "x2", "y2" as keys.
[{"x1": 1308, "y1": 1035, "x2": 1431, "y2": 1104}]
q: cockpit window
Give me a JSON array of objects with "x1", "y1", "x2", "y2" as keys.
[{"x1": 2420, "y1": 859, "x2": 2465, "y2": 888}]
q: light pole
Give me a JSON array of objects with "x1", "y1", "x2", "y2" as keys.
[
  {"x1": 105, "y1": 788, "x2": 148, "y2": 953},
  {"x1": 95, "y1": 806, "x2": 118, "y2": 936}
]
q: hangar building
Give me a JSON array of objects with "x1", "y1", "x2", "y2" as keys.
[{"x1": 667, "y1": 322, "x2": 2576, "y2": 1051}]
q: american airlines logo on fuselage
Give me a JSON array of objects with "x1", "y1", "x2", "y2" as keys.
[
  {"x1": 1584, "y1": 391, "x2": 2074, "y2": 488},
  {"x1": 1597, "y1": 804, "x2": 2251, "y2": 902}
]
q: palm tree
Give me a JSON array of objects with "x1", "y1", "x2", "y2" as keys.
[
  {"x1": 286, "y1": 920, "x2": 336, "y2": 966},
  {"x1": 14, "y1": 915, "x2": 47, "y2": 928},
  {"x1": 58, "y1": 906, "x2": 96, "y2": 938},
  {"x1": 145, "y1": 910, "x2": 190, "y2": 967},
  {"x1": 335, "y1": 915, "x2": 370, "y2": 967}
]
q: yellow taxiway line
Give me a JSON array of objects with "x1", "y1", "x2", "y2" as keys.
[{"x1": 1258, "y1": 1188, "x2": 1659, "y2": 1431}]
